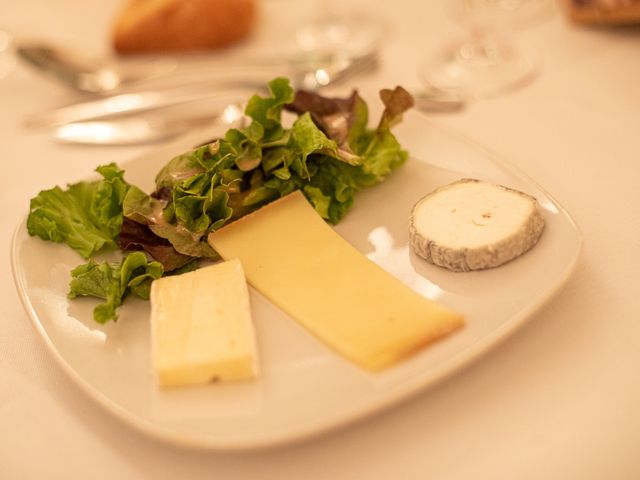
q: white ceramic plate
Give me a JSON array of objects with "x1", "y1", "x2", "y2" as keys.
[{"x1": 11, "y1": 112, "x2": 582, "y2": 450}]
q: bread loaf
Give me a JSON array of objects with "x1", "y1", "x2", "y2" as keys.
[
  {"x1": 113, "y1": 0, "x2": 257, "y2": 54},
  {"x1": 563, "y1": 0, "x2": 640, "y2": 25}
]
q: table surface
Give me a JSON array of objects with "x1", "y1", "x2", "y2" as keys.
[{"x1": 2, "y1": 1, "x2": 639, "y2": 479}]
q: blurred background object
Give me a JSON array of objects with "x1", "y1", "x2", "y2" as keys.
[
  {"x1": 418, "y1": 0, "x2": 553, "y2": 99},
  {"x1": 295, "y1": 0, "x2": 385, "y2": 62},
  {"x1": 562, "y1": 0, "x2": 640, "y2": 25},
  {"x1": 0, "y1": 30, "x2": 16, "y2": 80},
  {"x1": 112, "y1": 0, "x2": 257, "y2": 54},
  {"x1": 16, "y1": 43, "x2": 176, "y2": 94},
  {"x1": 15, "y1": 40, "x2": 378, "y2": 97},
  {"x1": 14, "y1": 0, "x2": 382, "y2": 97}
]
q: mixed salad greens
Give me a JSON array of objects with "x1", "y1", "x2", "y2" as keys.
[{"x1": 27, "y1": 78, "x2": 414, "y2": 323}]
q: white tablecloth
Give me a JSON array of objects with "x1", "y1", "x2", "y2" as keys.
[{"x1": 2, "y1": 1, "x2": 639, "y2": 478}]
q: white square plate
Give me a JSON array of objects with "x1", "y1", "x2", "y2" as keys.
[{"x1": 11, "y1": 112, "x2": 581, "y2": 450}]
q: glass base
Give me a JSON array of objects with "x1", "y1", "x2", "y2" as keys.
[
  {"x1": 420, "y1": 36, "x2": 536, "y2": 99},
  {"x1": 295, "y1": 16, "x2": 383, "y2": 59}
]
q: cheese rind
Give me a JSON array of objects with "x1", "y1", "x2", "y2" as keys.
[
  {"x1": 208, "y1": 191, "x2": 463, "y2": 371},
  {"x1": 409, "y1": 178, "x2": 545, "y2": 271},
  {"x1": 150, "y1": 259, "x2": 259, "y2": 387}
]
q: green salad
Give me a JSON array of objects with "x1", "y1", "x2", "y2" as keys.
[{"x1": 27, "y1": 78, "x2": 414, "y2": 323}]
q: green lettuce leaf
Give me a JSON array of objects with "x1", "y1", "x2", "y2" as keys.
[
  {"x1": 244, "y1": 77, "x2": 294, "y2": 142},
  {"x1": 155, "y1": 148, "x2": 207, "y2": 192},
  {"x1": 302, "y1": 157, "x2": 358, "y2": 223},
  {"x1": 285, "y1": 89, "x2": 369, "y2": 153},
  {"x1": 27, "y1": 163, "x2": 129, "y2": 258},
  {"x1": 25, "y1": 78, "x2": 415, "y2": 326},
  {"x1": 121, "y1": 80, "x2": 413, "y2": 254},
  {"x1": 289, "y1": 113, "x2": 337, "y2": 179},
  {"x1": 68, "y1": 251, "x2": 163, "y2": 323},
  {"x1": 122, "y1": 185, "x2": 219, "y2": 259},
  {"x1": 283, "y1": 86, "x2": 414, "y2": 223},
  {"x1": 352, "y1": 86, "x2": 414, "y2": 187},
  {"x1": 118, "y1": 218, "x2": 195, "y2": 272}
]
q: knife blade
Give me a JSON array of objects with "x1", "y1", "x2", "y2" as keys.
[
  {"x1": 51, "y1": 103, "x2": 246, "y2": 145},
  {"x1": 24, "y1": 80, "x2": 262, "y2": 129}
]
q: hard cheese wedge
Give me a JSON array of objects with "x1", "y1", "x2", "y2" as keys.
[
  {"x1": 150, "y1": 259, "x2": 259, "y2": 387},
  {"x1": 208, "y1": 191, "x2": 464, "y2": 371}
]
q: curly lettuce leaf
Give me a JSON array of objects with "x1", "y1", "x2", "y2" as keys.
[
  {"x1": 285, "y1": 89, "x2": 369, "y2": 152},
  {"x1": 68, "y1": 251, "x2": 163, "y2": 323},
  {"x1": 24, "y1": 78, "x2": 415, "y2": 327},
  {"x1": 244, "y1": 77, "x2": 294, "y2": 142},
  {"x1": 303, "y1": 157, "x2": 358, "y2": 223},
  {"x1": 284, "y1": 86, "x2": 414, "y2": 223},
  {"x1": 122, "y1": 185, "x2": 219, "y2": 259},
  {"x1": 377, "y1": 86, "x2": 415, "y2": 132},
  {"x1": 27, "y1": 163, "x2": 129, "y2": 259},
  {"x1": 155, "y1": 149, "x2": 207, "y2": 192},
  {"x1": 121, "y1": 80, "x2": 414, "y2": 254},
  {"x1": 351, "y1": 86, "x2": 414, "y2": 186}
]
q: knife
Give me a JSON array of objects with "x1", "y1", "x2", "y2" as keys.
[
  {"x1": 52, "y1": 103, "x2": 246, "y2": 145},
  {"x1": 24, "y1": 80, "x2": 261, "y2": 129}
]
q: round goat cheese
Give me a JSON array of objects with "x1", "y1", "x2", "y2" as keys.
[{"x1": 409, "y1": 179, "x2": 545, "y2": 272}]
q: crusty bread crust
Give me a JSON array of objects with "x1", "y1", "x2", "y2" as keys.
[
  {"x1": 562, "y1": 0, "x2": 640, "y2": 25},
  {"x1": 113, "y1": 0, "x2": 257, "y2": 54}
]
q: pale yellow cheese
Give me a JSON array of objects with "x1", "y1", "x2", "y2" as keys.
[
  {"x1": 208, "y1": 191, "x2": 463, "y2": 371},
  {"x1": 150, "y1": 259, "x2": 259, "y2": 387}
]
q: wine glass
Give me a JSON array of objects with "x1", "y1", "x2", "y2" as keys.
[
  {"x1": 294, "y1": 0, "x2": 384, "y2": 64},
  {"x1": 419, "y1": 0, "x2": 552, "y2": 99}
]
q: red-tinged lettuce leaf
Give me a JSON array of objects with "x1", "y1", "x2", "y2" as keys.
[
  {"x1": 353, "y1": 86, "x2": 414, "y2": 186},
  {"x1": 122, "y1": 185, "x2": 219, "y2": 259},
  {"x1": 285, "y1": 89, "x2": 368, "y2": 150},
  {"x1": 121, "y1": 80, "x2": 413, "y2": 256},
  {"x1": 377, "y1": 86, "x2": 414, "y2": 133},
  {"x1": 283, "y1": 86, "x2": 414, "y2": 223},
  {"x1": 119, "y1": 218, "x2": 195, "y2": 272}
]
